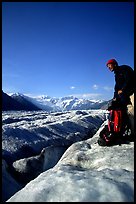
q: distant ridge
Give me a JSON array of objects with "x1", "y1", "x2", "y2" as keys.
[{"x1": 2, "y1": 91, "x2": 41, "y2": 111}]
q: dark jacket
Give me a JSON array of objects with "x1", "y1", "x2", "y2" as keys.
[{"x1": 113, "y1": 65, "x2": 134, "y2": 106}]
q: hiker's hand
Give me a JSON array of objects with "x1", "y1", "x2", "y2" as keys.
[
  {"x1": 112, "y1": 98, "x2": 116, "y2": 101},
  {"x1": 118, "y1": 90, "x2": 123, "y2": 95}
]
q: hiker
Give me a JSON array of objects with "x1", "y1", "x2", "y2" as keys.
[{"x1": 106, "y1": 58, "x2": 134, "y2": 136}]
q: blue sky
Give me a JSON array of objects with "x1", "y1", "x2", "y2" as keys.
[{"x1": 2, "y1": 2, "x2": 134, "y2": 100}]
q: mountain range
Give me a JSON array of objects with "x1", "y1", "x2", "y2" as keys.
[{"x1": 2, "y1": 91, "x2": 109, "y2": 112}]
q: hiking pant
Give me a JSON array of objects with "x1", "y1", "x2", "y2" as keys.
[{"x1": 127, "y1": 94, "x2": 134, "y2": 135}]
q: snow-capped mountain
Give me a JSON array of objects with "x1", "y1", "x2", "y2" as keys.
[
  {"x1": 2, "y1": 91, "x2": 41, "y2": 111},
  {"x1": 4, "y1": 92, "x2": 109, "y2": 112},
  {"x1": 24, "y1": 94, "x2": 61, "y2": 112}
]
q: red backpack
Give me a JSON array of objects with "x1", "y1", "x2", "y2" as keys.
[{"x1": 98, "y1": 109, "x2": 128, "y2": 146}]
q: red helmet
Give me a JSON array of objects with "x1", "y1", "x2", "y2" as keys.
[{"x1": 106, "y1": 59, "x2": 118, "y2": 67}]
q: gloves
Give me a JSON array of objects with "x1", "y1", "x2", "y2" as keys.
[{"x1": 107, "y1": 98, "x2": 122, "y2": 110}]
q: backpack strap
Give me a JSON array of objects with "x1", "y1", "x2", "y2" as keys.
[
  {"x1": 114, "y1": 110, "x2": 122, "y2": 132},
  {"x1": 108, "y1": 110, "x2": 123, "y2": 133}
]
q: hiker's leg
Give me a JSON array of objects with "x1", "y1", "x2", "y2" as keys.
[{"x1": 127, "y1": 94, "x2": 134, "y2": 135}]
